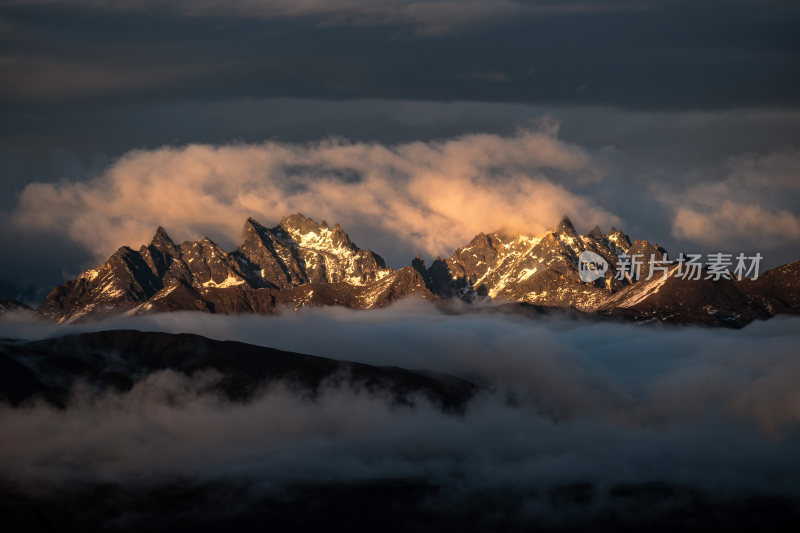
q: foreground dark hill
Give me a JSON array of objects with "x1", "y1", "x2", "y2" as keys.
[
  {"x1": 34, "y1": 213, "x2": 800, "y2": 327},
  {"x1": 0, "y1": 330, "x2": 478, "y2": 410}
]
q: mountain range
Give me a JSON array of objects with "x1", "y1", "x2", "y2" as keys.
[{"x1": 22, "y1": 213, "x2": 800, "y2": 327}]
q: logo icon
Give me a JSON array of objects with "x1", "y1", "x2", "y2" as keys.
[{"x1": 578, "y1": 251, "x2": 608, "y2": 282}]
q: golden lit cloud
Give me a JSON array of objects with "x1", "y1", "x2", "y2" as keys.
[{"x1": 14, "y1": 129, "x2": 619, "y2": 263}]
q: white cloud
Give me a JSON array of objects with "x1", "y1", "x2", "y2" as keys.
[
  {"x1": 1, "y1": 308, "x2": 800, "y2": 497},
  {"x1": 14, "y1": 128, "x2": 618, "y2": 264},
  {"x1": 663, "y1": 149, "x2": 800, "y2": 249}
]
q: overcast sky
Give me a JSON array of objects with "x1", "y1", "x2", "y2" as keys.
[{"x1": 1, "y1": 0, "x2": 799, "y2": 301}]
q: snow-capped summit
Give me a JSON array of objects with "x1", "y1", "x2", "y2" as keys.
[
  {"x1": 421, "y1": 216, "x2": 657, "y2": 309},
  {"x1": 237, "y1": 213, "x2": 390, "y2": 288},
  {"x1": 33, "y1": 214, "x2": 799, "y2": 327},
  {"x1": 38, "y1": 215, "x2": 410, "y2": 323}
]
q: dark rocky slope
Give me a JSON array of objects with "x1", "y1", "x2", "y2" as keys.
[{"x1": 0, "y1": 329, "x2": 478, "y2": 410}]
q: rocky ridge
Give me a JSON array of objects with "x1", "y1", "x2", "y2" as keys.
[{"x1": 34, "y1": 214, "x2": 800, "y2": 327}]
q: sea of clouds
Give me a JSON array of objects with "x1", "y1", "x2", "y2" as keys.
[{"x1": 1, "y1": 302, "x2": 799, "y2": 514}]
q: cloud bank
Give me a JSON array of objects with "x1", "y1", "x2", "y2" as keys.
[
  {"x1": 664, "y1": 149, "x2": 800, "y2": 249},
  {"x1": 6, "y1": 112, "x2": 799, "y2": 285},
  {"x1": 5, "y1": 302, "x2": 799, "y2": 434},
  {"x1": 1, "y1": 305, "x2": 800, "y2": 525},
  {"x1": 7, "y1": 0, "x2": 644, "y2": 34},
  {"x1": 14, "y1": 127, "x2": 617, "y2": 264}
]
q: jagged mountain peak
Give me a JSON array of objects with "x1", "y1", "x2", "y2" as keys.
[
  {"x1": 244, "y1": 216, "x2": 265, "y2": 229},
  {"x1": 554, "y1": 215, "x2": 577, "y2": 235},
  {"x1": 411, "y1": 255, "x2": 430, "y2": 283},
  {"x1": 33, "y1": 213, "x2": 800, "y2": 327},
  {"x1": 195, "y1": 236, "x2": 223, "y2": 249},
  {"x1": 460, "y1": 232, "x2": 489, "y2": 249},
  {"x1": 279, "y1": 212, "x2": 321, "y2": 234},
  {"x1": 244, "y1": 214, "x2": 352, "y2": 248},
  {"x1": 152, "y1": 225, "x2": 171, "y2": 242},
  {"x1": 238, "y1": 214, "x2": 390, "y2": 288},
  {"x1": 278, "y1": 213, "x2": 357, "y2": 253},
  {"x1": 607, "y1": 226, "x2": 632, "y2": 250},
  {"x1": 433, "y1": 216, "x2": 655, "y2": 308},
  {"x1": 241, "y1": 216, "x2": 269, "y2": 240},
  {"x1": 147, "y1": 226, "x2": 178, "y2": 253}
]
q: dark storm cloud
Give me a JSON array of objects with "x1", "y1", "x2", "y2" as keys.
[
  {"x1": 1, "y1": 0, "x2": 798, "y2": 108},
  {"x1": 1, "y1": 307, "x2": 800, "y2": 513},
  {"x1": 6, "y1": 0, "x2": 637, "y2": 34}
]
